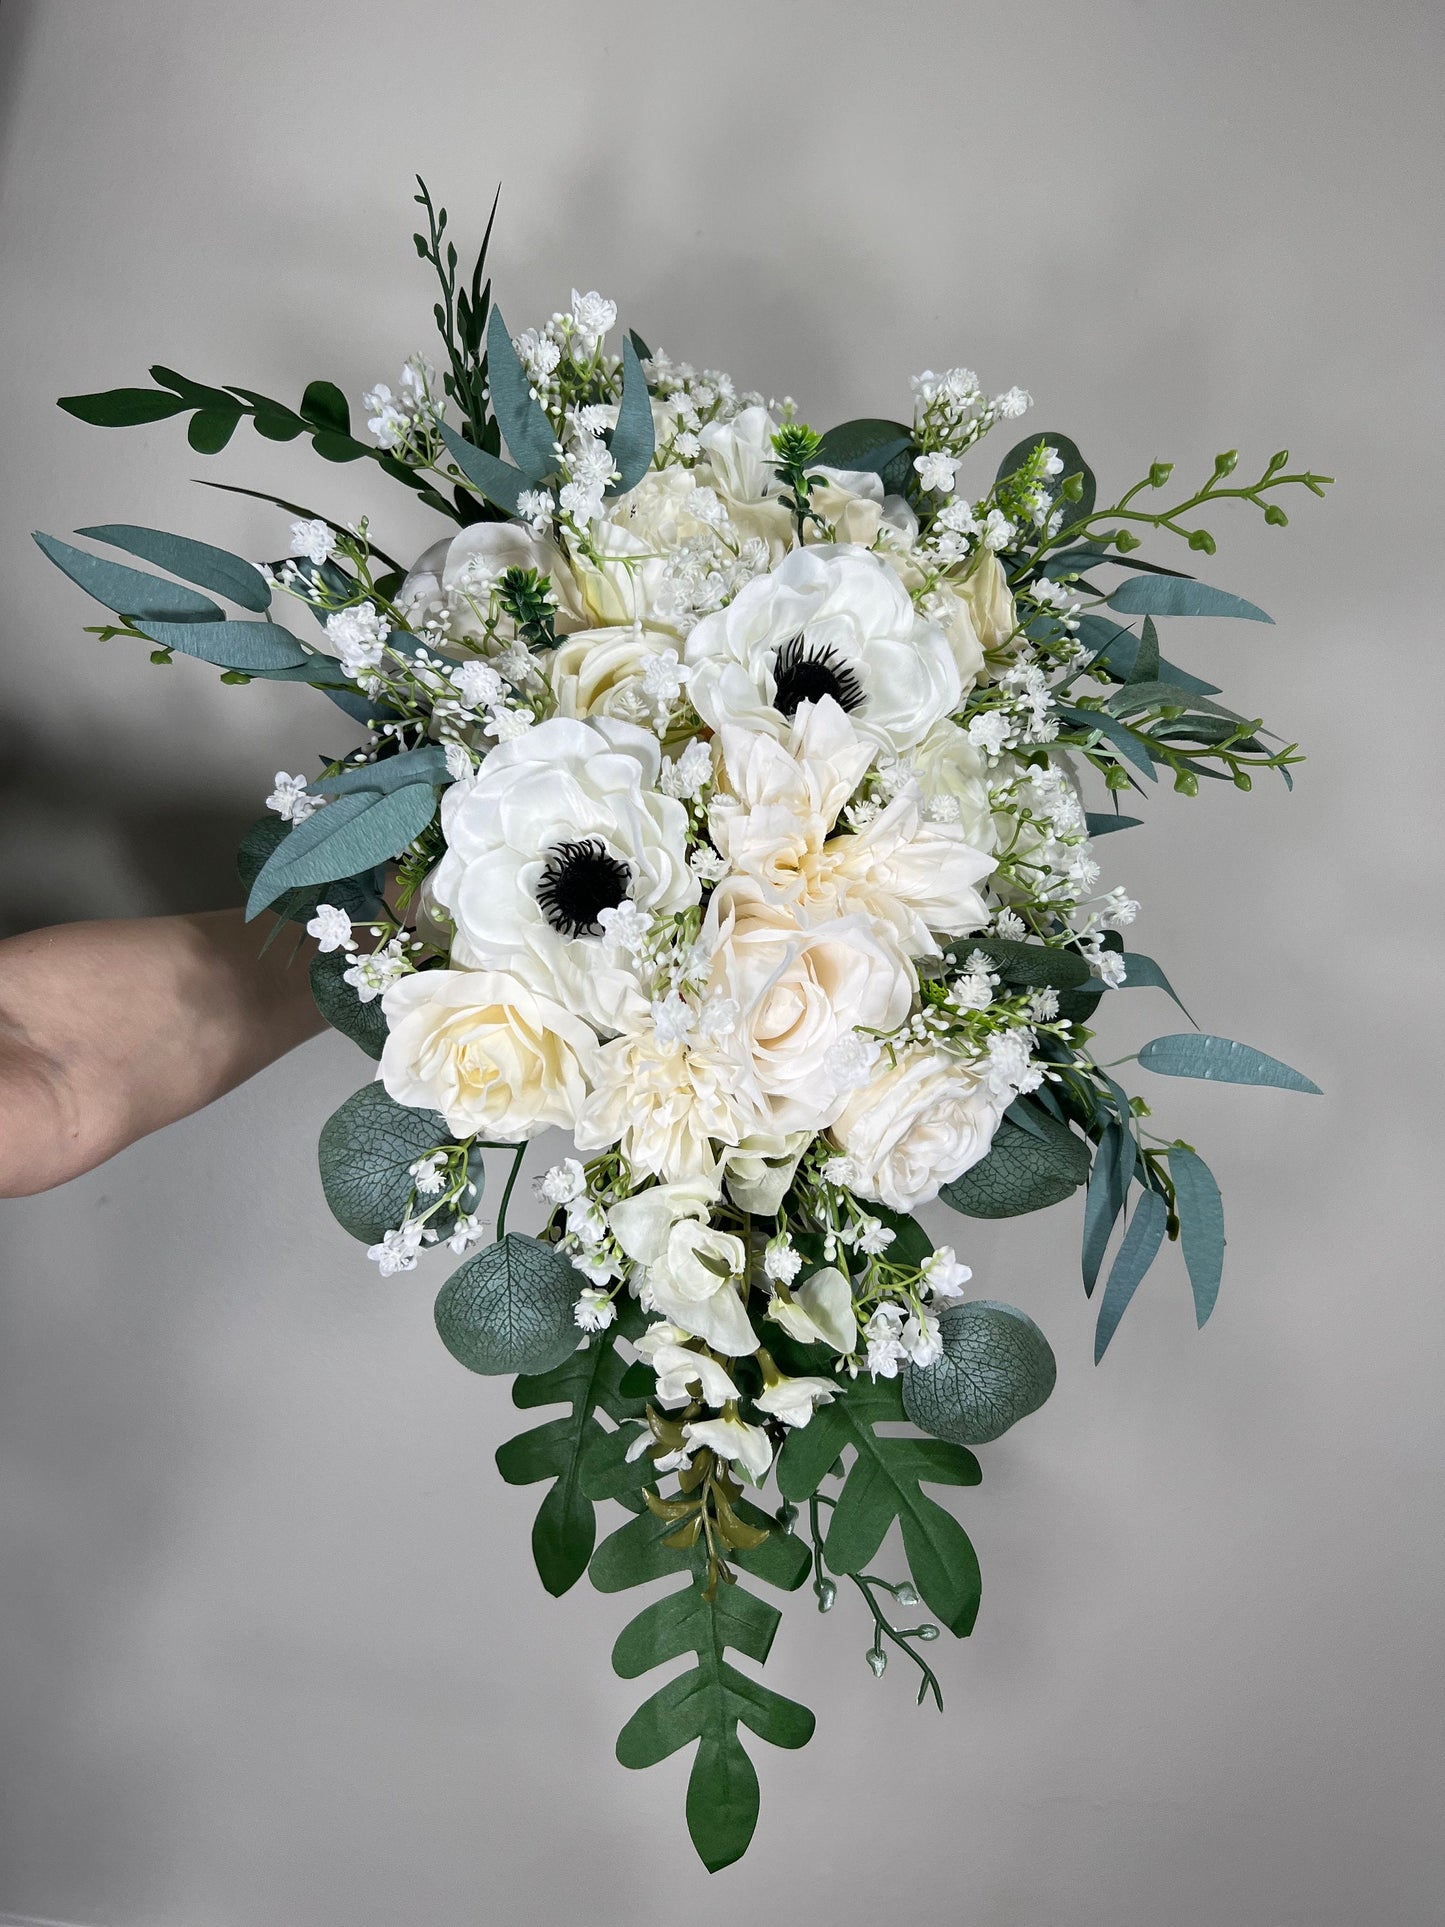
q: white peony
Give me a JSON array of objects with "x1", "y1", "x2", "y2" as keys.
[
  {"x1": 379, "y1": 968, "x2": 597, "y2": 1140},
  {"x1": 828, "y1": 1044, "x2": 1006, "y2": 1213},
  {"x1": 428, "y1": 716, "x2": 697, "y2": 1033},
  {"x1": 705, "y1": 879, "x2": 915, "y2": 1135},
  {"x1": 684, "y1": 544, "x2": 961, "y2": 755}
]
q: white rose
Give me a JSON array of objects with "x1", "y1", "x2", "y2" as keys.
[
  {"x1": 829, "y1": 1045, "x2": 1005, "y2": 1213},
  {"x1": 397, "y1": 521, "x2": 547, "y2": 639},
  {"x1": 428, "y1": 715, "x2": 697, "y2": 1033},
  {"x1": 548, "y1": 519, "x2": 685, "y2": 637},
  {"x1": 806, "y1": 465, "x2": 919, "y2": 552},
  {"x1": 549, "y1": 626, "x2": 683, "y2": 723},
  {"x1": 928, "y1": 585, "x2": 987, "y2": 693},
  {"x1": 903, "y1": 721, "x2": 999, "y2": 852},
  {"x1": 379, "y1": 968, "x2": 597, "y2": 1140},
  {"x1": 645, "y1": 1220, "x2": 757, "y2": 1355},
  {"x1": 705, "y1": 879, "x2": 915, "y2": 1134},
  {"x1": 684, "y1": 544, "x2": 961, "y2": 756}
]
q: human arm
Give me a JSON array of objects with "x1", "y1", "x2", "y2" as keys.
[{"x1": 0, "y1": 910, "x2": 326, "y2": 1197}]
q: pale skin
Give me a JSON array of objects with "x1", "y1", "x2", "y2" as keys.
[{"x1": 0, "y1": 912, "x2": 326, "y2": 1198}]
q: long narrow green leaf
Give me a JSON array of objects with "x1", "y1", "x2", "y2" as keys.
[
  {"x1": 607, "y1": 335, "x2": 655, "y2": 494},
  {"x1": 77, "y1": 524, "x2": 271, "y2": 611},
  {"x1": 1055, "y1": 702, "x2": 1158, "y2": 779},
  {"x1": 245, "y1": 782, "x2": 438, "y2": 919},
  {"x1": 437, "y1": 422, "x2": 529, "y2": 515},
  {"x1": 34, "y1": 532, "x2": 223, "y2": 622},
  {"x1": 1094, "y1": 1188, "x2": 1168, "y2": 1362},
  {"x1": 486, "y1": 306, "x2": 559, "y2": 482},
  {"x1": 1168, "y1": 1147, "x2": 1226, "y2": 1327},
  {"x1": 1081, "y1": 1121, "x2": 1126, "y2": 1297},
  {"x1": 1137, "y1": 1033, "x2": 1321, "y2": 1093},
  {"x1": 135, "y1": 618, "x2": 306, "y2": 671},
  {"x1": 1108, "y1": 576, "x2": 1273, "y2": 623},
  {"x1": 58, "y1": 386, "x2": 189, "y2": 426},
  {"x1": 1114, "y1": 951, "x2": 1195, "y2": 1023}
]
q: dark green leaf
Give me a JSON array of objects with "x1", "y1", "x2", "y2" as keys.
[
  {"x1": 245, "y1": 782, "x2": 438, "y2": 919},
  {"x1": 1128, "y1": 615, "x2": 1161, "y2": 683},
  {"x1": 1094, "y1": 1189, "x2": 1168, "y2": 1361},
  {"x1": 1085, "y1": 811, "x2": 1144, "y2": 836},
  {"x1": 1113, "y1": 952, "x2": 1194, "y2": 1022},
  {"x1": 1081, "y1": 1120, "x2": 1127, "y2": 1297},
  {"x1": 309, "y1": 950, "x2": 388, "y2": 1060},
  {"x1": 1055, "y1": 702, "x2": 1157, "y2": 779},
  {"x1": 812, "y1": 417, "x2": 913, "y2": 475},
  {"x1": 941, "y1": 1108, "x2": 1090, "y2": 1218},
  {"x1": 317, "y1": 1081, "x2": 452, "y2": 1243},
  {"x1": 300, "y1": 380, "x2": 350, "y2": 435},
  {"x1": 34, "y1": 532, "x2": 224, "y2": 622},
  {"x1": 187, "y1": 408, "x2": 242, "y2": 454},
  {"x1": 58, "y1": 386, "x2": 189, "y2": 427},
  {"x1": 496, "y1": 1329, "x2": 646, "y2": 1596},
  {"x1": 1046, "y1": 544, "x2": 1194, "y2": 580},
  {"x1": 486, "y1": 306, "x2": 559, "y2": 482},
  {"x1": 950, "y1": 936, "x2": 1091, "y2": 988},
  {"x1": 235, "y1": 815, "x2": 385, "y2": 927},
  {"x1": 1137, "y1": 1033, "x2": 1320, "y2": 1094},
  {"x1": 1169, "y1": 1146, "x2": 1226, "y2": 1327},
  {"x1": 76, "y1": 524, "x2": 271, "y2": 611},
  {"x1": 310, "y1": 430, "x2": 367, "y2": 464},
  {"x1": 996, "y1": 430, "x2": 1095, "y2": 522},
  {"x1": 1107, "y1": 577, "x2": 1273, "y2": 623},
  {"x1": 435, "y1": 1233, "x2": 581, "y2": 1376},
  {"x1": 607, "y1": 335, "x2": 655, "y2": 494},
  {"x1": 903, "y1": 1301, "x2": 1057, "y2": 1444},
  {"x1": 135, "y1": 618, "x2": 307, "y2": 672},
  {"x1": 776, "y1": 1374, "x2": 981, "y2": 1635}
]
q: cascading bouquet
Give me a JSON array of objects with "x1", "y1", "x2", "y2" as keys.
[{"x1": 36, "y1": 182, "x2": 1327, "y2": 1870}]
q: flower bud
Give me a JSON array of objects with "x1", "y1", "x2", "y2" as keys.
[
  {"x1": 816, "y1": 1579, "x2": 837, "y2": 1613},
  {"x1": 866, "y1": 1647, "x2": 888, "y2": 1678}
]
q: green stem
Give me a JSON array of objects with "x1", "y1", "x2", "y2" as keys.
[{"x1": 495, "y1": 1142, "x2": 526, "y2": 1239}]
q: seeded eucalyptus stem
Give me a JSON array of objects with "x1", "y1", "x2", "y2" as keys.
[{"x1": 494, "y1": 1142, "x2": 526, "y2": 1239}]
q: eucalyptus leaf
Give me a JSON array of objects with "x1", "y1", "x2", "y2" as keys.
[
  {"x1": 311, "y1": 743, "x2": 452, "y2": 798},
  {"x1": 438, "y1": 421, "x2": 529, "y2": 515},
  {"x1": 1168, "y1": 1146, "x2": 1225, "y2": 1327},
  {"x1": 1106, "y1": 681, "x2": 1247, "y2": 725},
  {"x1": 135, "y1": 618, "x2": 307, "y2": 672},
  {"x1": 34, "y1": 532, "x2": 224, "y2": 623},
  {"x1": 435, "y1": 1233, "x2": 581, "y2": 1376},
  {"x1": 941, "y1": 1109, "x2": 1090, "y2": 1219},
  {"x1": 902, "y1": 1301, "x2": 1057, "y2": 1444},
  {"x1": 317, "y1": 1081, "x2": 453, "y2": 1243},
  {"x1": 1112, "y1": 952, "x2": 1194, "y2": 1021},
  {"x1": 1046, "y1": 544, "x2": 1194, "y2": 580},
  {"x1": 486, "y1": 306, "x2": 560, "y2": 482},
  {"x1": 1136, "y1": 1033, "x2": 1320, "y2": 1093},
  {"x1": 76, "y1": 525, "x2": 271, "y2": 611},
  {"x1": 245, "y1": 782, "x2": 438, "y2": 920},
  {"x1": 1094, "y1": 1188, "x2": 1168, "y2": 1361},
  {"x1": 1107, "y1": 577, "x2": 1273, "y2": 623},
  {"x1": 1081, "y1": 1120, "x2": 1127, "y2": 1297},
  {"x1": 812, "y1": 417, "x2": 913, "y2": 475},
  {"x1": 235, "y1": 815, "x2": 385, "y2": 928},
  {"x1": 1055, "y1": 702, "x2": 1157, "y2": 779},
  {"x1": 309, "y1": 950, "x2": 388, "y2": 1060},
  {"x1": 608, "y1": 335, "x2": 655, "y2": 494}
]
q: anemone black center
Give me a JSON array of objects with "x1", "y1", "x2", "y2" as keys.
[
  {"x1": 771, "y1": 635, "x2": 865, "y2": 718},
  {"x1": 536, "y1": 838, "x2": 633, "y2": 937}
]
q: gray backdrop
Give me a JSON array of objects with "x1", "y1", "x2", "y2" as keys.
[{"x1": 1, "y1": 3, "x2": 1441, "y2": 1923}]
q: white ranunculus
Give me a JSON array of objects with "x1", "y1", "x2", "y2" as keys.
[
  {"x1": 635, "y1": 1321, "x2": 739, "y2": 1409},
  {"x1": 903, "y1": 721, "x2": 999, "y2": 852},
  {"x1": 705, "y1": 879, "x2": 915, "y2": 1135},
  {"x1": 828, "y1": 1045, "x2": 1006, "y2": 1213},
  {"x1": 684, "y1": 545, "x2": 961, "y2": 755},
  {"x1": 379, "y1": 968, "x2": 597, "y2": 1140},
  {"x1": 765, "y1": 1265, "x2": 858, "y2": 1355},
  {"x1": 608, "y1": 1178, "x2": 719, "y2": 1267},
  {"x1": 397, "y1": 521, "x2": 548, "y2": 638},
  {"x1": 695, "y1": 405, "x2": 793, "y2": 558},
  {"x1": 576, "y1": 1025, "x2": 767, "y2": 1185},
  {"x1": 682, "y1": 1412, "x2": 775, "y2": 1482},
  {"x1": 428, "y1": 716, "x2": 697, "y2": 1033},
  {"x1": 645, "y1": 1220, "x2": 757, "y2": 1355}
]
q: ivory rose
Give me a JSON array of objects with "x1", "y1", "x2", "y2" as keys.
[{"x1": 828, "y1": 1044, "x2": 1006, "y2": 1212}]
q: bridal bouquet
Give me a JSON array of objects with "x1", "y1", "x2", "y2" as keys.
[{"x1": 37, "y1": 183, "x2": 1327, "y2": 1869}]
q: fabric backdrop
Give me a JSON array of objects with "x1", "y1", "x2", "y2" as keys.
[{"x1": 1, "y1": 3, "x2": 1441, "y2": 1923}]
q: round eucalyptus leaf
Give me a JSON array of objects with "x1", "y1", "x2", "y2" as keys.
[
  {"x1": 310, "y1": 951, "x2": 388, "y2": 1061},
  {"x1": 317, "y1": 1081, "x2": 452, "y2": 1243},
  {"x1": 941, "y1": 1110, "x2": 1090, "y2": 1219},
  {"x1": 903, "y1": 1301, "x2": 1057, "y2": 1445},
  {"x1": 434, "y1": 1234, "x2": 581, "y2": 1377}
]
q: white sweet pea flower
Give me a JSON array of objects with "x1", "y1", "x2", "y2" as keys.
[
  {"x1": 607, "y1": 1178, "x2": 719, "y2": 1267},
  {"x1": 754, "y1": 1370, "x2": 838, "y2": 1428},
  {"x1": 682, "y1": 1411, "x2": 775, "y2": 1483},
  {"x1": 765, "y1": 1265, "x2": 858, "y2": 1356},
  {"x1": 684, "y1": 545, "x2": 961, "y2": 756},
  {"x1": 635, "y1": 1321, "x2": 739, "y2": 1409},
  {"x1": 644, "y1": 1220, "x2": 756, "y2": 1357}
]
